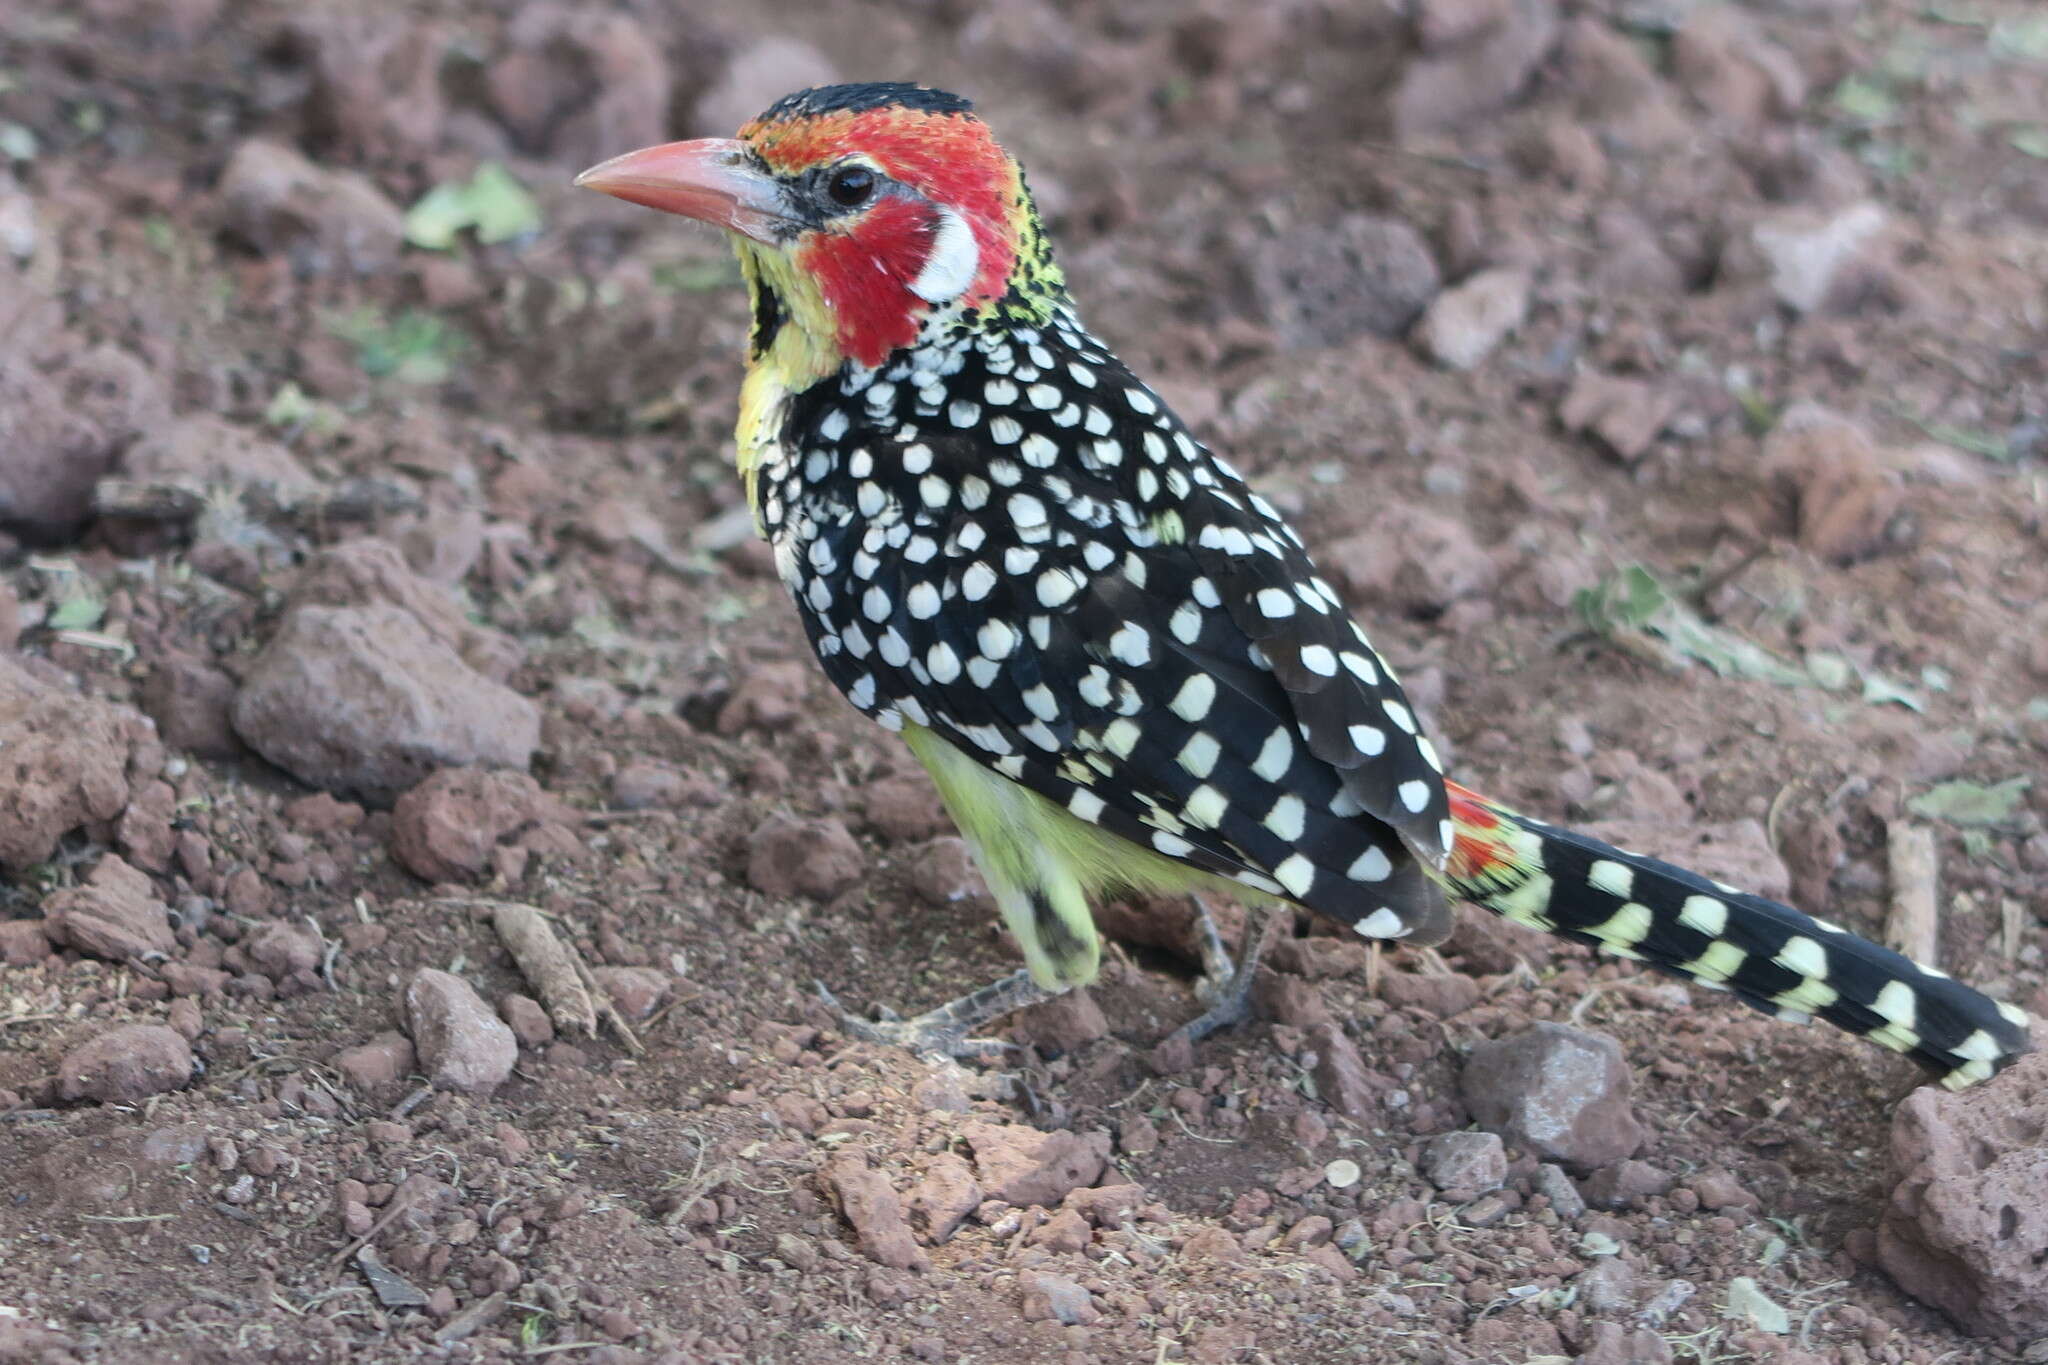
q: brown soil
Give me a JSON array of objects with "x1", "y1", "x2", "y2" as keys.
[{"x1": 2, "y1": 1, "x2": 2045, "y2": 1362}]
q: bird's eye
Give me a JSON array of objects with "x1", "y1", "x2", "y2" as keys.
[{"x1": 827, "y1": 165, "x2": 876, "y2": 208}]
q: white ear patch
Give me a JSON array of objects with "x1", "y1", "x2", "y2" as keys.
[{"x1": 910, "y1": 207, "x2": 980, "y2": 303}]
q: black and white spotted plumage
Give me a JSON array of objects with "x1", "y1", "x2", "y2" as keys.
[{"x1": 756, "y1": 305, "x2": 1457, "y2": 944}]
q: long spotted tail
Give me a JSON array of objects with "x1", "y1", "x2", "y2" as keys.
[{"x1": 1441, "y1": 782, "x2": 2033, "y2": 1089}]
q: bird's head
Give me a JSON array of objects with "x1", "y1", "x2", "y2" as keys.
[{"x1": 577, "y1": 83, "x2": 1064, "y2": 375}]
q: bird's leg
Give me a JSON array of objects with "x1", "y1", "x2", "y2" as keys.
[
  {"x1": 816, "y1": 969, "x2": 1068, "y2": 1060},
  {"x1": 1164, "y1": 901, "x2": 1286, "y2": 1049},
  {"x1": 1188, "y1": 894, "x2": 1238, "y2": 1000}
]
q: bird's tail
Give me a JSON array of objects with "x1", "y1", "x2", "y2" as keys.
[{"x1": 1440, "y1": 782, "x2": 2033, "y2": 1089}]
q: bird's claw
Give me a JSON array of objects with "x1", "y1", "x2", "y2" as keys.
[{"x1": 813, "y1": 979, "x2": 1019, "y2": 1060}]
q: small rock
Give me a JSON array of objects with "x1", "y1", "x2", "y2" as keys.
[
  {"x1": 500, "y1": 994, "x2": 553, "y2": 1048},
  {"x1": 905, "y1": 1152, "x2": 981, "y2": 1245},
  {"x1": 862, "y1": 774, "x2": 951, "y2": 843},
  {"x1": 1671, "y1": 5, "x2": 1805, "y2": 130},
  {"x1": 335, "y1": 1031, "x2": 416, "y2": 1092},
  {"x1": 1412, "y1": 268, "x2": 1530, "y2": 370},
  {"x1": 1579, "y1": 1255, "x2": 1637, "y2": 1312},
  {"x1": 1687, "y1": 1168, "x2": 1759, "y2": 1212},
  {"x1": 1536, "y1": 1163, "x2": 1587, "y2": 1219},
  {"x1": 232, "y1": 604, "x2": 539, "y2": 807},
  {"x1": 138, "y1": 650, "x2": 246, "y2": 761},
  {"x1": 1380, "y1": 969, "x2": 1483, "y2": 1019},
  {"x1": 908, "y1": 836, "x2": 986, "y2": 907},
  {"x1": 1574, "y1": 1320, "x2": 1674, "y2": 1365},
  {"x1": 0, "y1": 917, "x2": 55, "y2": 966},
  {"x1": 746, "y1": 813, "x2": 865, "y2": 900},
  {"x1": 1017, "y1": 1270, "x2": 1098, "y2": 1325},
  {"x1": 57, "y1": 1024, "x2": 194, "y2": 1103},
  {"x1": 44, "y1": 854, "x2": 174, "y2": 963},
  {"x1": 1393, "y1": 0, "x2": 1561, "y2": 141},
  {"x1": 0, "y1": 348, "x2": 157, "y2": 543},
  {"x1": 963, "y1": 1121, "x2": 1110, "y2": 1208},
  {"x1": 609, "y1": 760, "x2": 685, "y2": 811},
  {"x1": 245, "y1": 921, "x2": 324, "y2": 981},
  {"x1": 0, "y1": 655, "x2": 153, "y2": 871},
  {"x1": 1877, "y1": 1048, "x2": 2048, "y2": 1336},
  {"x1": 591, "y1": 966, "x2": 669, "y2": 1020},
  {"x1": 1760, "y1": 402, "x2": 1902, "y2": 564},
  {"x1": 1308, "y1": 1020, "x2": 1378, "y2": 1121},
  {"x1": 1581, "y1": 1159, "x2": 1674, "y2": 1209},
  {"x1": 1252, "y1": 214, "x2": 1442, "y2": 347},
  {"x1": 391, "y1": 767, "x2": 560, "y2": 882},
  {"x1": 825, "y1": 1153, "x2": 929, "y2": 1272},
  {"x1": 484, "y1": 8, "x2": 670, "y2": 167},
  {"x1": 403, "y1": 970, "x2": 517, "y2": 1095},
  {"x1": 1559, "y1": 371, "x2": 1679, "y2": 463},
  {"x1": 1015, "y1": 989, "x2": 1108, "y2": 1053},
  {"x1": 1182, "y1": 1225, "x2": 1249, "y2": 1264},
  {"x1": 1026, "y1": 1207, "x2": 1091, "y2": 1253},
  {"x1": 217, "y1": 138, "x2": 406, "y2": 276},
  {"x1": 1420, "y1": 1131, "x2": 1507, "y2": 1194},
  {"x1": 1460, "y1": 1023, "x2": 1642, "y2": 1172},
  {"x1": 1325, "y1": 503, "x2": 1497, "y2": 616}
]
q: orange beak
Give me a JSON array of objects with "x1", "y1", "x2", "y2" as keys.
[{"x1": 574, "y1": 138, "x2": 791, "y2": 244}]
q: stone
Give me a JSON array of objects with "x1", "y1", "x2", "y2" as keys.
[
  {"x1": 45, "y1": 854, "x2": 174, "y2": 963},
  {"x1": 1325, "y1": 503, "x2": 1497, "y2": 616},
  {"x1": 246, "y1": 921, "x2": 324, "y2": 981},
  {"x1": 484, "y1": 7, "x2": 670, "y2": 168},
  {"x1": 692, "y1": 38, "x2": 840, "y2": 138},
  {"x1": 1748, "y1": 201, "x2": 1893, "y2": 315},
  {"x1": 1420, "y1": 1131, "x2": 1508, "y2": 1194},
  {"x1": 591, "y1": 966, "x2": 669, "y2": 1020},
  {"x1": 57, "y1": 1024, "x2": 193, "y2": 1103},
  {"x1": 335, "y1": 1032, "x2": 417, "y2": 1092},
  {"x1": 1671, "y1": 5, "x2": 1806, "y2": 130},
  {"x1": 1393, "y1": 0, "x2": 1560, "y2": 141},
  {"x1": 746, "y1": 813, "x2": 865, "y2": 900},
  {"x1": 1015, "y1": 989, "x2": 1109, "y2": 1053},
  {"x1": 217, "y1": 138, "x2": 406, "y2": 276},
  {"x1": 0, "y1": 653, "x2": 152, "y2": 871},
  {"x1": 1253, "y1": 214, "x2": 1441, "y2": 347},
  {"x1": 138, "y1": 650, "x2": 245, "y2": 760},
  {"x1": 1460, "y1": 1023, "x2": 1642, "y2": 1172},
  {"x1": 1559, "y1": 372, "x2": 1679, "y2": 463},
  {"x1": 1759, "y1": 403, "x2": 1902, "y2": 564},
  {"x1": 1581, "y1": 1159, "x2": 1674, "y2": 1209},
  {"x1": 905, "y1": 1153, "x2": 981, "y2": 1246},
  {"x1": 500, "y1": 994, "x2": 553, "y2": 1048},
  {"x1": 1308, "y1": 1020, "x2": 1379, "y2": 1121},
  {"x1": 1877, "y1": 1048, "x2": 2048, "y2": 1336},
  {"x1": 403, "y1": 969, "x2": 518, "y2": 1095},
  {"x1": 1412, "y1": 268, "x2": 1531, "y2": 370},
  {"x1": 1018, "y1": 1270, "x2": 1099, "y2": 1325},
  {"x1": 963, "y1": 1122, "x2": 1110, "y2": 1208},
  {"x1": 1579, "y1": 1256, "x2": 1638, "y2": 1313},
  {"x1": 390, "y1": 768, "x2": 558, "y2": 882},
  {"x1": 1536, "y1": 1162, "x2": 1587, "y2": 1219},
  {"x1": 824, "y1": 1153, "x2": 928, "y2": 1272},
  {"x1": 233, "y1": 605, "x2": 539, "y2": 806}
]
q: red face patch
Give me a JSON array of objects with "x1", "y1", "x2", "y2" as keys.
[{"x1": 743, "y1": 107, "x2": 1023, "y2": 368}]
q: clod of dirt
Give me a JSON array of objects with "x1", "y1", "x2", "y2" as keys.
[
  {"x1": 1877, "y1": 1049, "x2": 2048, "y2": 1337},
  {"x1": 963, "y1": 1121, "x2": 1110, "y2": 1208},
  {"x1": 138, "y1": 650, "x2": 245, "y2": 761},
  {"x1": 1018, "y1": 1270, "x2": 1100, "y2": 1325},
  {"x1": 1393, "y1": 0, "x2": 1560, "y2": 142},
  {"x1": 905, "y1": 1152, "x2": 981, "y2": 1246},
  {"x1": 232, "y1": 604, "x2": 540, "y2": 806},
  {"x1": 485, "y1": 8, "x2": 671, "y2": 167},
  {"x1": 1325, "y1": 503, "x2": 1498, "y2": 618},
  {"x1": 1411, "y1": 267, "x2": 1531, "y2": 371},
  {"x1": 402, "y1": 969, "x2": 517, "y2": 1095},
  {"x1": 1460, "y1": 1022, "x2": 1643, "y2": 1172},
  {"x1": 216, "y1": 139, "x2": 406, "y2": 277},
  {"x1": 824, "y1": 1152, "x2": 930, "y2": 1272},
  {"x1": 1558, "y1": 371, "x2": 1680, "y2": 463},
  {"x1": 57, "y1": 1024, "x2": 194, "y2": 1104},
  {"x1": 334, "y1": 1031, "x2": 417, "y2": 1094},
  {"x1": 692, "y1": 37, "x2": 841, "y2": 138},
  {"x1": 1670, "y1": 5, "x2": 1806, "y2": 130},
  {"x1": 1251, "y1": 215, "x2": 1442, "y2": 348},
  {"x1": 44, "y1": 854, "x2": 174, "y2": 964},
  {"x1": 390, "y1": 767, "x2": 565, "y2": 882},
  {"x1": 0, "y1": 655, "x2": 155, "y2": 871},
  {"x1": 1759, "y1": 403, "x2": 1904, "y2": 564},
  {"x1": 1308, "y1": 1019, "x2": 1381, "y2": 1120},
  {"x1": 1420, "y1": 1131, "x2": 1507, "y2": 1195},
  {"x1": 746, "y1": 812, "x2": 865, "y2": 900}
]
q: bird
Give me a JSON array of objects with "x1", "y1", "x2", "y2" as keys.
[{"x1": 575, "y1": 81, "x2": 2032, "y2": 1090}]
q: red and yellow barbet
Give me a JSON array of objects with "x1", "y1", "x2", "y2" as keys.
[{"x1": 578, "y1": 83, "x2": 2032, "y2": 1087}]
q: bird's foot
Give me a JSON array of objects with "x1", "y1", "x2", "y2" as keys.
[
  {"x1": 815, "y1": 969, "x2": 1065, "y2": 1060},
  {"x1": 1157, "y1": 903, "x2": 1284, "y2": 1063}
]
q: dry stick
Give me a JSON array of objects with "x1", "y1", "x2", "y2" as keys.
[
  {"x1": 1885, "y1": 821, "x2": 1941, "y2": 968},
  {"x1": 2001, "y1": 897, "x2": 2026, "y2": 961},
  {"x1": 486, "y1": 901, "x2": 598, "y2": 1039},
  {"x1": 569, "y1": 940, "x2": 644, "y2": 1057}
]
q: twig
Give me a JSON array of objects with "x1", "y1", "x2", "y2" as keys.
[
  {"x1": 484, "y1": 901, "x2": 597, "y2": 1039},
  {"x1": 570, "y1": 942, "x2": 644, "y2": 1057},
  {"x1": 1885, "y1": 821, "x2": 1940, "y2": 967}
]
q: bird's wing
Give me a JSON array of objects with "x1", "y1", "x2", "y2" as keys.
[{"x1": 789, "y1": 427, "x2": 1450, "y2": 941}]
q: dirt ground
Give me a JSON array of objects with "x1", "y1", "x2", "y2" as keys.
[{"x1": 2, "y1": 0, "x2": 2046, "y2": 1361}]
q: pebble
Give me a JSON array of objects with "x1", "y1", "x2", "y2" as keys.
[
  {"x1": 1017, "y1": 1269, "x2": 1099, "y2": 1325},
  {"x1": 825, "y1": 1152, "x2": 929, "y2": 1272},
  {"x1": 905, "y1": 1153, "x2": 981, "y2": 1246},
  {"x1": 57, "y1": 1024, "x2": 194, "y2": 1103},
  {"x1": 1460, "y1": 1023, "x2": 1643, "y2": 1172},
  {"x1": 1420, "y1": 1131, "x2": 1508, "y2": 1194},
  {"x1": 963, "y1": 1121, "x2": 1110, "y2": 1208},
  {"x1": 403, "y1": 969, "x2": 517, "y2": 1095},
  {"x1": 1411, "y1": 267, "x2": 1531, "y2": 370},
  {"x1": 746, "y1": 813, "x2": 865, "y2": 900}
]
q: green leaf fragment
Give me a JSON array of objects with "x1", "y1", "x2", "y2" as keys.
[
  {"x1": 1833, "y1": 75, "x2": 1899, "y2": 123},
  {"x1": 2011, "y1": 126, "x2": 2048, "y2": 159},
  {"x1": 47, "y1": 592, "x2": 105, "y2": 631},
  {"x1": 1725, "y1": 1277, "x2": 1791, "y2": 1334},
  {"x1": 404, "y1": 162, "x2": 542, "y2": 251},
  {"x1": 1907, "y1": 778, "x2": 2032, "y2": 827},
  {"x1": 1575, "y1": 564, "x2": 1810, "y2": 688},
  {"x1": 1860, "y1": 672, "x2": 1926, "y2": 712}
]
